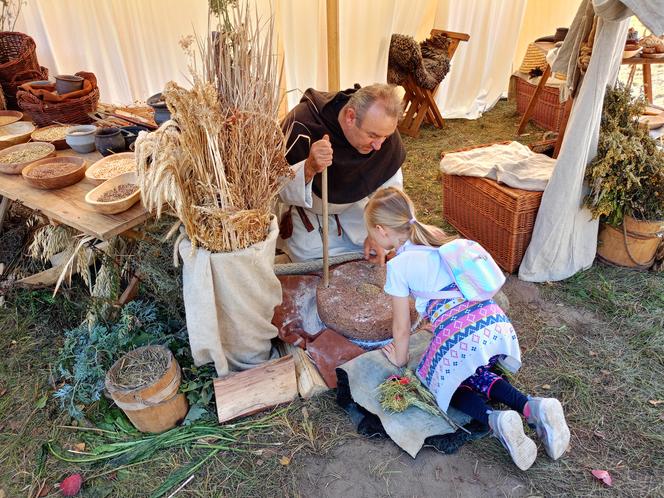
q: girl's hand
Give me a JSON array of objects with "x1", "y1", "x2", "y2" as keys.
[{"x1": 382, "y1": 342, "x2": 408, "y2": 367}]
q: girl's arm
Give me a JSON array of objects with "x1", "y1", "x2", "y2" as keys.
[{"x1": 382, "y1": 296, "x2": 411, "y2": 367}]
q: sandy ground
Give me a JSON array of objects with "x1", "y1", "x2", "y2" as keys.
[{"x1": 296, "y1": 438, "x2": 529, "y2": 498}]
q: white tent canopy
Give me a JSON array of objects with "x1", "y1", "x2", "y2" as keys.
[{"x1": 17, "y1": 0, "x2": 578, "y2": 116}]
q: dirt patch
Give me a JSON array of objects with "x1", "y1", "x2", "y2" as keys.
[{"x1": 296, "y1": 437, "x2": 529, "y2": 498}]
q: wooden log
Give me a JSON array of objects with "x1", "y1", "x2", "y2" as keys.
[
  {"x1": 0, "y1": 196, "x2": 10, "y2": 233},
  {"x1": 277, "y1": 342, "x2": 328, "y2": 399},
  {"x1": 214, "y1": 355, "x2": 297, "y2": 423}
]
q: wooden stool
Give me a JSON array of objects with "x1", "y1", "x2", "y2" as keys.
[{"x1": 398, "y1": 29, "x2": 469, "y2": 138}]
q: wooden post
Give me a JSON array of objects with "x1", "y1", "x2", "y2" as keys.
[
  {"x1": 323, "y1": 0, "x2": 340, "y2": 288},
  {"x1": 0, "y1": 196, "x2": 10, "y2": 234}
]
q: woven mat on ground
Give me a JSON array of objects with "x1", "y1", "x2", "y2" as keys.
[
  {"x1": 440, "y1": 141, "x2": 556, "y2": 191},
  {"x1": 387, "y1": 33, "x2": 450, "y2": 90},
  {"x1": 337, "y1": 331, "x2": 473, "y2": 458}
]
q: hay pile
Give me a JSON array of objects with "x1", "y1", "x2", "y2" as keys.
[{"x1": 135, "y1": 6, "x2": 292, "y2": 253}]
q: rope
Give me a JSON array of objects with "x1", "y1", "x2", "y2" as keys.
[{"x1": 622, "y1": 221, "x2": 662, "y2": 269}]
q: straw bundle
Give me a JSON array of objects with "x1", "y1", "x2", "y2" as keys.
[{"x1": 135, "y1": 5, "x2": 292, "y2": 253}]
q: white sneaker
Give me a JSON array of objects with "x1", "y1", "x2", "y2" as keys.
[
  {"x1": 488, "y1": 410, "x2": 537, "y2": 471},
  {"x1": 526, "y1": 397, "x2": 570, "y2": 460}
]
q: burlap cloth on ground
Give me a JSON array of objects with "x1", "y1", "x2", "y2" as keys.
[{"x1": 338, "y1": 331, "x2": 470, "y2": 458}]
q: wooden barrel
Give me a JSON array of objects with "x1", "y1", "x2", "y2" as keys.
[
  {"x1": 597, "y1": 216, "x2": 664, "y2": 269},
  {"x1": 105, "y1": 345, "x2": 188, "y2": 433}
]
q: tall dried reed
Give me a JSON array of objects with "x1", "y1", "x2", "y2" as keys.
[{"x1": 135, "y1": 5, "x2": 291, "y2": 253}]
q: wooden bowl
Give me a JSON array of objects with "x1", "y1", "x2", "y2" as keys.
[
  {"x1": 639, "y1": 114, "x2": 664, "y2": 130},
  {"x1": 31, "y1": 124, "x2": 72, "y2": 150},
  {"x1": 642, "y1": 52, "x2": 664, "y2": 59},
  {"x1": 0, "y1": 110, "x2": 23, "y2": 127},
  {"x1": 85, "y1": 172, "x2": 141, "y2": 214},
  {"x1": 22, "y1": 156, "x2": 87, "y2": 190},
  {"x1": 623, "y1": 47, "x2": 641, "y2": 59},
  {"x1": 86, "y1": 152, "x2": 136, "y2": 185},
  {"x1": 0, "y1": 142, "x2": 56, "y2": 174},
  {"x1": 0, "y1": 121, "x2": 35, "y2": 150}
]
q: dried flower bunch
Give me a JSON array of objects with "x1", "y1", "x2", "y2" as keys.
[
  {"x1": 135, "y1": 4, "x2": 292, "y2": 253},
  {"x1": 585, "y1": 84, "x2": 664, "y2": 225},
  {"x1": 377, "y1": 369, "x2": 441, "y2": 417}
]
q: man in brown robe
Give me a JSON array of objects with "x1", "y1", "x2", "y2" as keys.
[{"x1": 278, "y1": 83, "x2": 406, "y2": 263}]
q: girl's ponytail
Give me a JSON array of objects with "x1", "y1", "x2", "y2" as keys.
[{"x1": 365, "y1": 187, "x2": 454, "y2": 247}]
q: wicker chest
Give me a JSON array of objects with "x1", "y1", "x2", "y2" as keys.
[
  {"x1": 442, "y1": 173, "x2": 543, "y2": 273},
  {"x1": 512, "y1": 74, "x2": 567, "y2": 132}
]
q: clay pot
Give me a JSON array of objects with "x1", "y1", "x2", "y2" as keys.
[
  {"x1": 147, "y1": 92, "x2": 171, "y2": 125},
  {"x1": 94, "y1": 127, "x2": 126, "y2": 156},
  {"x1": 66, "y1": 125, "x2": 97, "y2": 153},
  {"x1": 120, "y1": 125, "x2": 149, "y2": 149},
  {"x1": 55, "y1": 74, "x2": 84, "y2": 94}
]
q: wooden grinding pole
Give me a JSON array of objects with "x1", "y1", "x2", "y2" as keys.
[{"x1": 323, "y1": 0, "x2": 340, "y2": 288}]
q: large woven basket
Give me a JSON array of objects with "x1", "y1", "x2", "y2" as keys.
[
  {"x1": 0, "y1": 32, "x2": 40, "y2": 82},
  {"x1": 1, "y1": 66, "x2": 48, "y2": 110},
  {"x1": 441, "y1": 143, "x2": 544, "y2": 273},
  {"x1": 17, "y1": 71, "x2": 99, "y2": 126},
  {"x1": 514, "y1": 75, "x2": 567, "y2": 132}
]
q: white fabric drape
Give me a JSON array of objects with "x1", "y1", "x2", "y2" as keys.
[
  {"x1": 281, "y1": 0, "x2": 435, "y2": 110},
  {"x1": 16, "y1": 0, "x2": 210, "y2": 104},
  {"x1": 433, "y1": 0, "x2": 527, "y2": 119}
]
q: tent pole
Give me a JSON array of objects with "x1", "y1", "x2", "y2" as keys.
[{"x1": 323, "y1": 0, "x2": 340, "y2": 288}]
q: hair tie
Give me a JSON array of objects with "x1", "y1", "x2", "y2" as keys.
[{"x1": 408, "y1": 217, "x2": 417, "y2": 225}]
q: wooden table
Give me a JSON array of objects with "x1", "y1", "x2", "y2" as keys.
[
  {"x1": 622, "y1": 56, "x2": 664, "y2": 104},
  {"x1": 0, "y1": 148, "x2": 149, "y2": 240}
]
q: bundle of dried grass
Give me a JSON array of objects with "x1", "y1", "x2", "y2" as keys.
[{"x1": 135, "y1": 5, "x2": 291, "y2": 253}]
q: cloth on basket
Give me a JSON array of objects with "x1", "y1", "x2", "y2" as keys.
[
  {"x1": 439, "y1": 141, "x2": 556, "y2": 191},
  {"x1": 19, "y1": 72, "x2": 97, "y2": 102},
  {"x1": 416, "y1": 291, "x2": 522, "y2": 414}
]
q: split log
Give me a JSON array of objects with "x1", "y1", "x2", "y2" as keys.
[
  {"x1": 213, "y1": 355, "x2": 297, "y2": 423},
  {"x1": 277, "y1": 342, "x2": 328, "y2": 399}
]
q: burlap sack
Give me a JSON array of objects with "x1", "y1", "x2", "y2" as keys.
[{"x1": 179, "y1": 216, "x2": 282, "y2": 376}]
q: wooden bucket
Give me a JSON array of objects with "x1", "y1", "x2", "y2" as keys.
[
  {"x1": 597, "y1": 216, "x2": 664, "y2": 269},
  {"x1": 105, "y1": 345, "x2": 189, "y2": 433}
]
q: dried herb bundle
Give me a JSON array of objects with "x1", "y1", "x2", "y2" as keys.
[
  {"x1": 135, "y1": 4, "x2": 291, "y2": 253},
  {"x1": 377, "y1": 369, "x2": 441, "y2": 417},
  {"x1": 585, "y1": 84, "x2": 664, "y2": 225}
]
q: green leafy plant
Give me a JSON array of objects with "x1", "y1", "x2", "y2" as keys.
[
  {"x1": 585, "y1": 84, "x2": 664, "y2": 226},
  {"x1": 54, "y1": 301, "x2": 177, "y2": 418}
]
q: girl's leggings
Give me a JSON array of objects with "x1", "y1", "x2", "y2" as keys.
[{"x1": 450, "y1": 363, "x2": 529, "y2": 426}]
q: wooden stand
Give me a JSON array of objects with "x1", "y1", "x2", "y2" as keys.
[{"x1": 398, "y1": 29, "x2": 470, "y2": 138}]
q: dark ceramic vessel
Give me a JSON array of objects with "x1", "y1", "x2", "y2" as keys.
[{"x1": 94, "y1": 127, "x2": 126, "y2": 156}]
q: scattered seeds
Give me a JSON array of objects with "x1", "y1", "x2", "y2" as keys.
[
  {"x1": 26, "y1": 162, "x2": 80, "y2": 179},
  {"x1": 97, "y1": 183, "x2": 139, "y2": 202},
  {"x1": 0, "y1": 144, "x2": 52, "y2": 164},
  {"x1": 92, "y1": 157, "x2": 136, "y2": 179},
  {"x1": 32, "y1": 126, "x2": 71, "y2": 142}
]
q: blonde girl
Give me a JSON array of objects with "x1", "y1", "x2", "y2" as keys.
[{"x1": 364, "y1": 187, "x2": 570, "y2": 471}]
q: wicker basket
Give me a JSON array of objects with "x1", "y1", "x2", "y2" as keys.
[
  {"x1": 1, "y1": 66, "x2": 48, "y2": 110},
  {"x1": 0, "y1": 32, "x2": 40, "y2": 82},
  {"x1": 17, "y1": 71, "x2": 99, "y2": 126},
  {"x1": 441, "y1": 143, "x2": 544, "y2": 273},
  {"x1": 514, "y1": 75, "x2": 567, "y2": 132}
]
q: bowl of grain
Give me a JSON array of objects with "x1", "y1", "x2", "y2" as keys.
[
  {"x1": 86, "y1": 152, "x2": 136, "y2": 184},
  {"x1": 0, "y1": 110, "x2": 23, "y2": 127},
  {"x1": 31, "y1": 124, "x2": 73, "y2": 150},
  {"x1": 0, "y1": 142, "x2": 56, "y2": 174},
  {"x1": 85, "y1": 171, "x2": 141, "y2": 214},
  {"x1": 0, "y1": 121, "x2": 35, "y2": 150},
  {"x1": 22, "y1": 156, "x2": 86, "y2": 190}
]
